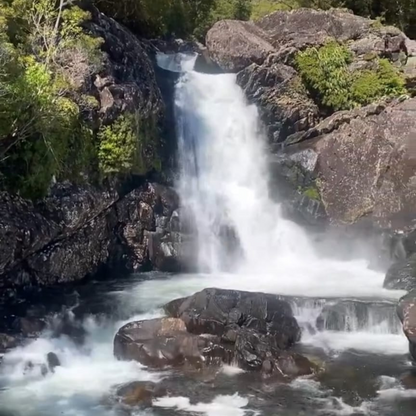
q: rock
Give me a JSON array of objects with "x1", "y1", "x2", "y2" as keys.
[
  {"x1": 284, "y1": 98, "x2": 416, "y2": 232},
  {"x1": 115, "y1": 381, "x2": 167, "y2": 407},
  {"x1": 46, "y1": 352, "x2": 61, "y2": 373},
  {"x1": 84, "y1": 7, "x2": 164, "y2": 127},
  {"x1": 397, "y1": 291, "x2": 416, "y2": 361},
  {"x1": 114, "y1": 317, "x2": 231, "y2": 368},
  {"x1": 236, "y1": 61, "x2": 319, "y2": 145},
  {"x1": 51, "y1": 313, "x2": 87, "y2": 345},
  {"x1": 207, "y1": 9, "x2": 410, "y2": 73},
  {"x1": 384, "y1": 254, "x2": 416, "y2": 291},
  {"x1": 13, "y1": 317, "x2": 46, "y2": 337},
  {"x1": 0, "y1": 192, "x2": 59, "y2": 276},
  {"x1": 116, "y1": 289, "x2": 314, "y2": 378},
  {"x1": 0, "y1": 333, "x2": 18, "y2": 353},
  {"x1": 206, "y1": 20, "x2": 274, "y2": 72},
  {"x1": 165, "y1": 288, "x2": 301, "y2": 348}
]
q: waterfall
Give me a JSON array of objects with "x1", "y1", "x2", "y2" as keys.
[{"x1": 175, "y1": 59, "x2": 314, "y2": 273}]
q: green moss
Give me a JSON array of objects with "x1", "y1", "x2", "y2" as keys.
[
  {"x1": 296, "y1": 40, "x2": 407, "y2": 112},
  {"x1": 301, "y1": 186, "x2": 321, "y2": 201},
  {"x1": 97, "y1": 113, "x2": 162, "y2": 177},
  {"x1": 363, "y1": 52, "x2": 378, "y2": 61},
  {"x1": 351, "y1": 59, "x2": 406, "y2": 106}
]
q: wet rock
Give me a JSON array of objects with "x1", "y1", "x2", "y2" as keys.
[
  {"x1": 384, "y1": 254, "x2": 416, "y2": 291},
  {"x1": 13, "y1": 317, "x2": 46, "y2": 337},
  {"x1": 115, "y1": 381, "x2": 167, "y2": 406},
  {"x1": 164, "y1": 288, "x2": 300, "y2": 348},
  {"x1": 51, "y1": 314, "x2": 87, "y2": 345},
  {"x1": 0, "y1": 333, "x2": 18, "y2": 353},
  {"x1": 46, "y1": 352, "x2": 61, "y2": 373},
  {"x1": 397, "y1": 291, "x2": 416, "y2": 361},
  {"x1": 114, "y1": 317, "x2": 231, "y2": 368},
  {"x1": 115, "y1": 289, "x2": 314, "y2": 378}
]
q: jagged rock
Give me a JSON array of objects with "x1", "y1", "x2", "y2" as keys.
[
  {"x1": 0, "y1": 192, "x2": 59, "y2": 276},
  {"x1": 85, "y1": 7, "x2": 164, "y2": 127},
  {"x1": 207, "y1": 9, "x2": 410, "y2": 72},
  {"x1": 115, "y1": 289, "x2": 313, "y2": 378},
  {"x1": 283, "y1": 98, "x2": 416, "y2": 231},
  {"x1": 397, "y1": 291, "x2": 416, "y2": 361},
  {"x1": 236, "y1": 61, "x2": 319, "y2": 145},
  {"x1": 165, "y1": 288, "x2": 300, "y2": 348},
  {"x1": 384, "y1": 254, "x2": 416, "y2": 291}
]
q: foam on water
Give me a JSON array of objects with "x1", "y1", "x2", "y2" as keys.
[{"x1": 153, "y1": 393, "x2": 256, "y2": 416}]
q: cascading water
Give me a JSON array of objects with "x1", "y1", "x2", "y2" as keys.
[{"x1": 0, "y1": 54, "x2": 414, "y2": 416}]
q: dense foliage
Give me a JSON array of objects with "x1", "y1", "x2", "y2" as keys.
[
  {"x1": 296, "y1": 41, "x2": 407, "y2": 112},
  {"x1": 94, "y1": 0, "x2": 252, "y2": 39},
  {"x1": 0, "y1": 0, "x2": 103, "y2": 198},
  {"x1": 93, "y1": 0, "x2": 416, "y2": 39}
]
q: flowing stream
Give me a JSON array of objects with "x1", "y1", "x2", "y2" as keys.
[{"x1": 0, "y1": 54, "x2": 415, "y2": 416}]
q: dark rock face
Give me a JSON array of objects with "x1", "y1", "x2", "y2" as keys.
[
  {"x1": 237, "y1": 61, "x2": 319, "y2": 146},
  {"x1": 0, "y1": 333, "x2": 18, "y2": 353},
  {"x1": 384, "y1": 254, "x2": 416, "y2": 292},
  {"x1": 397, "y1": 291, "x2": 416, "y2": 361},
  {"x1": 0, "y1": 182, "x2": 189, "y2": 297},
  {"x1": 165, "y1": 288, "x2": 300, "y2": 348},
  {"x1": 85, "y1": 7, "x2": 164, "y2": 128},
  {"x1": 115, "y1": 289, "x2": 311, "y2": 378}
]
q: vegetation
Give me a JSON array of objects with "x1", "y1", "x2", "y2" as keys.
[
  {"x1": 98, "y1": 113, "x2": 161, "y2": 176},
  {"x1": 0, "y1": 0, "x2": 163, "y2": 199},
  {"x1": 296, "y1": 41, "x2": 406, "y2": 112},
  {"x1": 0, "y1": 0, "x2": 102, "y2": 198}
]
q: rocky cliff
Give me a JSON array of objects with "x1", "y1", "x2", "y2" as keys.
[
  {"x1": 0, "y1": 9, "x2": 191, "y2": 301},
  {"x1": 206, "y1": 8, "x2": 416, "y2": 236}
]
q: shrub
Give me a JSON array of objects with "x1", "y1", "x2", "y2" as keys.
[
  {"x1": 296, "y1": 41, "x2": 354, "y2": 111},
  {"x1": 0, "y1": 0, "x2": 102, "y2": 198},
  {"x1": 296, "y1": 41, "x2": 407, "y2": 112},
  {"x1": 97, "y1": 113, "x2": 162, "y2": 176},
  {"x1": 251, "y1": 0, "x2": 299, "y2": 20}
]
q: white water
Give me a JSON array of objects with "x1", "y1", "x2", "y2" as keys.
[{"x1": 0, "y1": 55, "x2": 412, "y2": 416}]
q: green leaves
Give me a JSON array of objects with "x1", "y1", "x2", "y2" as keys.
[{"x1": 296, "y1": 41, "x2": 407, "y2": 113}]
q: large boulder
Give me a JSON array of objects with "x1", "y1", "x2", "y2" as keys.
[
  {"x1": 282, "y1": 98, "x2": 416, "y2": 232},
  {"x1": 115, "y1": 289, "x2": 313, "y2": 377},
  {"x1": 207, "y1": 9, "x2": 409, "y2": 72},
  {"x1": 206, "y1": 20, "x2": 274, "y2": 72}
]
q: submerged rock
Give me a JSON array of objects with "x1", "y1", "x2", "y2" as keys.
[
  {"x1": 115, "y1": 289, "x2": 313, "y2": 378},
  {"x1": 115, "y1": 381, "x2": 167, "y2": 407}
]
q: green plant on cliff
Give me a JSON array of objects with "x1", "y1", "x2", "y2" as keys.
[
  {"x1": 98, "y1": 113, "x2": 162, "y2": 176},
  {"x1": 296, "y1": 41, "x2": 354, "y2": 111},
  {"x1": 0, "y1": 0, "x2": 101, "y2": 198},
  {"x1": 296, "y1": 41, "x2": 407, "y2": 112}
]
